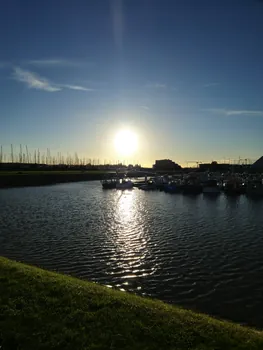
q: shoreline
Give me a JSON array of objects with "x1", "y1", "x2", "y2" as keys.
[
  {"x1": 0, "y1": 256, "x2": 262, "y2": 349},
  {"x1": 0, "y1": 172, "x2": 106, "y2": 189},
  {"x1": 0, "y1": 170, "x2": 154, "y2": 189}
]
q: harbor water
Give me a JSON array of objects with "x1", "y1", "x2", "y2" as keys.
[{"x1": 1, "y1": 181, "x2": 263, "y2": 328}]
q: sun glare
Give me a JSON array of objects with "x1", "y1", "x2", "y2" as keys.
[{"x1": 114, "y1": 129, "x2": 138, "y2": 156}]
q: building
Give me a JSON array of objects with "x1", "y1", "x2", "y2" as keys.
[
  {"x1": 251, "y1": 156, "x2": 263, "y2": 171},
  {"x1": 153, "y1": 159, "x2": 181, "y2": 171},
  {"x1": 199, "y1": 161, "x2": 251, "y2": 173},
  {"x1": 199, "y1": 161, "x2": 230, "y2": 172}
]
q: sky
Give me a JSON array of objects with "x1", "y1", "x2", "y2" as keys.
[{"x1": 1, "y1": 0, "x2": 263, "y2": 166}]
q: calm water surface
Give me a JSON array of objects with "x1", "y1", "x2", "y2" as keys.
[{"x1": 1, "y1": 181, "x2": 263, "y2": 328}]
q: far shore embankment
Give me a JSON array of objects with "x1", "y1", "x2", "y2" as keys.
[
  {"x1": 0, "y1": 170, "x2": 157, "y2": 189},
  {"x1": 0, "y1": 171, "x2": 109, "y2": 189}
]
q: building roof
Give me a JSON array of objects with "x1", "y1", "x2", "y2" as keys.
[{"x1": 252, "y1": 156, "x2": 263, "y2": 168}]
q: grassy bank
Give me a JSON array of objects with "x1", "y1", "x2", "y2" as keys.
[
  {"x1": 0, "y1": 171, "x2": 112, "y2": 188},
  {"x1": 0, "y1": 170, "x2": 108, "y2": 176},
  {"x1": 0, "y1": 257, "x2": 262, "y2": 349}
]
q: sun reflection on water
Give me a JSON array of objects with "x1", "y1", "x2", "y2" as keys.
[{"x1": 106, "y1": 190, "x2": 159, "y2": 290}]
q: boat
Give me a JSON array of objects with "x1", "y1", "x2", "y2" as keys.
[
  {"x1": 182, "y1": 183, "x2": 203, "y2": 195},
  {"x1": 246, "y1": 180, "x2": 263, "y2": 197},
  {"x1": 182, "y1": 177, "x2": 202, "y2": 195},
  {"x1": 223, "y1": 180, "x2": 246, "y2": 195},
  {"x1": 154, "y1": 175, "x2": 169, "y2": 191},
  {"x1": 116, "y1": 178, "x2": 133, "y2": 189},
  {"x1": 139, "y1": 180, "x2": 157, "y2": 191},
  {"x1": 202, "y1": 179, "x2": 221, "y2": 194},
  {"x1": 163, "y1": 181, "x2": 182, "y2": 193},
  {"x1": 133, "y1": 180, "x2": 147, "y2": 188},
  {"x1": 101, "y1": 178, "x2": 117, "y2": 189}
]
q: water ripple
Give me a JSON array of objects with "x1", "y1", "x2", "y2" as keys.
[{"x1": 1, "y1": 182, "x2": 263, "y2": 328}]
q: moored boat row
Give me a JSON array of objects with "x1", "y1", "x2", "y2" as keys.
[
  {"x1": 101, "y1": 173, "x2": 263, "y2": 196},
  {"x1": 101, "y1": 177, "x2": 133, "y2": 190}
]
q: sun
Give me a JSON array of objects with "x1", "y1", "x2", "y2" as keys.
[{"x1": 114, "y1": 129, "x2": 138, "y2": 156}]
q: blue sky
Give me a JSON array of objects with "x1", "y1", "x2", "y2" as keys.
[{"x1": 1, "y1": 0, "x2": 263, "y2": 166}]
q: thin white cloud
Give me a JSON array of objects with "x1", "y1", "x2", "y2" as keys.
[
  {"x1": 226, "y1": 110, "x2": 263, "y2": 116},
  {"x1": 60, "y1": 84, "x2": 94, "y2": 91},
  {"x1": 140, "y1": 105, "x2": 149, "y2": 110},
  {"x1": 28, "y1": 59, "x2": 67, "y2": 66},
  {"x1": 204, "y1": 108, "x2": 263, "y2": 116},
  {"x1": 13, "y1": 67, "x2": 61, "y2": 92},
  {"x1": 26, "y1": 59, "x2": 87, "y2": 67},
  {"x1": 145, "y1": 83, "x2": 166, "y2": 89},
  {"x1": 204, "y1": 82, "x2": 220, "y2": 88},
  {"x1": 2, "y1": 59, "x2": 93, "y2": 69},
  {"x1": 12, "y1": 67, "x2": 93, "y2": 92}
]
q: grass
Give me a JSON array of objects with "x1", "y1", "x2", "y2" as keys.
[{"x1": 0, "y1": 257, "x2": 263, "y2": 350}]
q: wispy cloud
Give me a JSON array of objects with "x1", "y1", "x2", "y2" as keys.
[
  {"x1": 26, "y1": 59, "x2": 90, "y2": 67},
  {"x1": 13, "y1": 67, "x2": 61, "y2": 92},
  {"x1": 13, "y1": 67, "x2": 93, "y2": 92},
  {"x1": 140, "y1": 105, "x2": 149, "y2": 110},
  {"x1": 60, "y1": 84, "x2": 94, "y2": 91},
  {"x1": 226, "y1": 110, "x2": 263, "y2": 116},
  {"x1": 145, "y1": 83, "x2": 166, "y2": 89},
  {"x1": 27, "y1": 59, "x2": 68, "y2": 66},
  {"x1": 204, "y1": 82, "x2": 220, "y2": 88},
  {"x1": 3, "y1": 58, "x2": 93, "y2": 69},
  {"x1": 204, "y1": 108, "x2": 263, "y2": 116}
]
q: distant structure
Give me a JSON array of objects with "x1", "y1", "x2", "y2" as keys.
[
  {"x1": 251, "y1": 156, "x2": 263, "y2": 170},
  {"x1": 199, "y1": 161, "x2": 230, "y2": 172},
  {"x1": 199, "y1": 160, "x2": 252, "y2": 173},
  {"x1": 153, "y1": 159, "x2": 181, "y2": 171}
]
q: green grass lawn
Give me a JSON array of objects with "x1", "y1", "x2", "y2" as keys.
[{"x1": 0, "y1": 257, "x2": 262, "y2": 350}]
